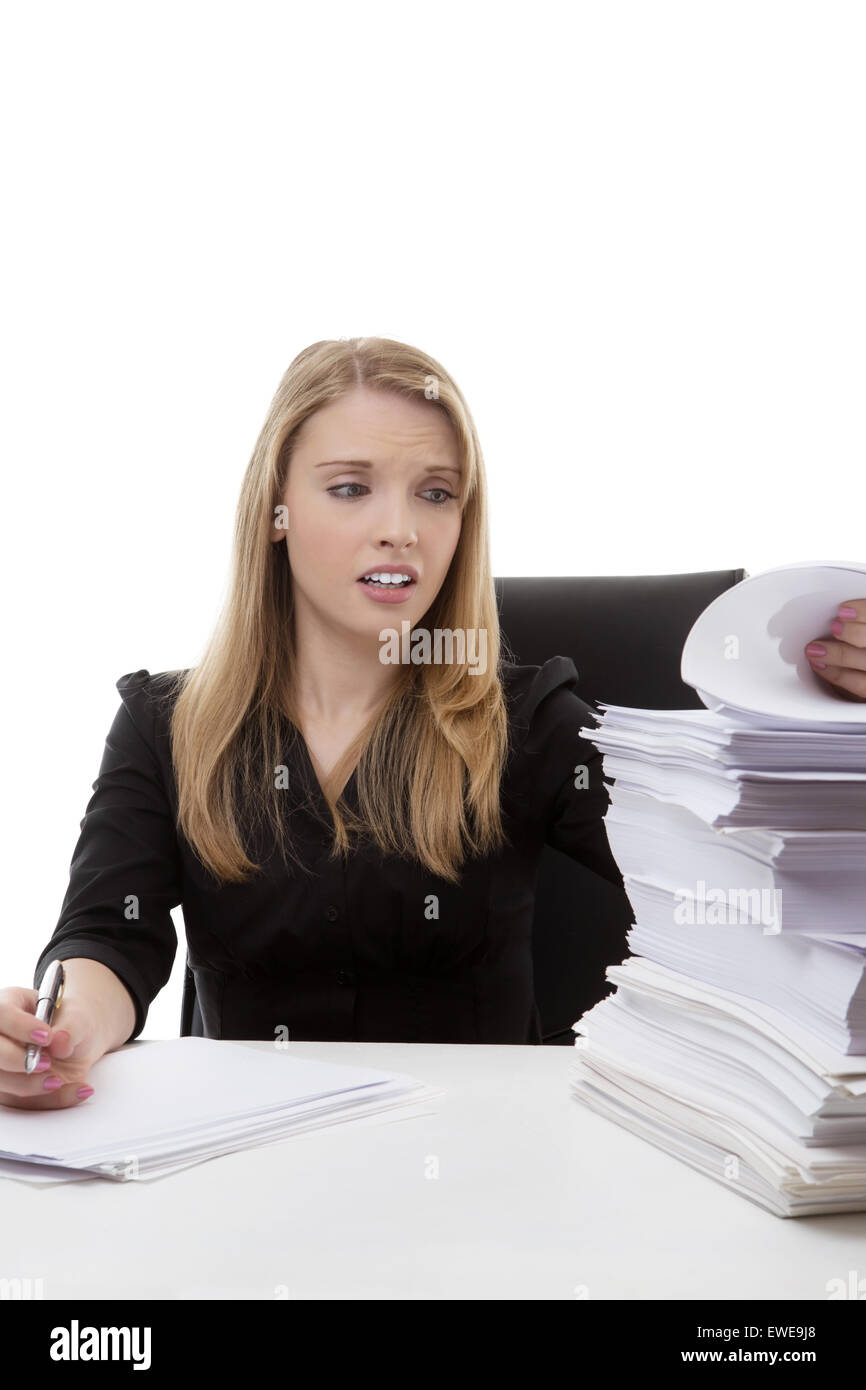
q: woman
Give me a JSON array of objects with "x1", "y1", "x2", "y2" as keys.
[{"x1": 2, "y1": 336, "x2": 865, "y2": 1109}]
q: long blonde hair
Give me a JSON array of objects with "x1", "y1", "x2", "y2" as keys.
[{"x1": 164, "y1": 336, "x2": 513, "y2": 886}]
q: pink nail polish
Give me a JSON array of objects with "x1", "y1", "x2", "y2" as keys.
[
  {"x1": 806, "y1": 643, "x2": 825, "y2": 656},
  {"x1": 76, "y1": 1085, "x2": 94, "y2": 1100},
  {"x1": 35, "y1": 1058, "x2": 51, "y2": 1072},
  {"x1": 43, "y1": 1076, "x2": 62, "y2": 1091},
  {"x1": 830, "y1": 620, "x2": 843, "y2": 636},
  {"x1": 30, "y1": 1028, "x2": 49, "y2": 1043},
  {"x1": 839, "y1": 606, "x2": 858, "y2": 618},
  {"x1": 810, "y1": 659, "x2": 826, "y2": 669}
]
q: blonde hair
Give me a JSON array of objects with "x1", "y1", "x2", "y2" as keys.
[{"x1": 164, "y1": 336, "x2": 513, "y2": 886}]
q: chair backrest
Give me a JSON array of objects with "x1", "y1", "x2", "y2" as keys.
[{"x1": 181, "y1": 568, "x2": 746, "y2": 1040}]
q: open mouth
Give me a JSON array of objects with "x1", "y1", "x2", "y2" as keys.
[
  {"x1": 356, "y1": 570, "x2": 418, "y2": 601},
  {"x1": 358, "y1": 575, "x2": 415, "y2": 588}
]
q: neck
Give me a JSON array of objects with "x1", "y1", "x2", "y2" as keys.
[{"x1": 289, "y1": 604, "x2": 403, "y2": 725}]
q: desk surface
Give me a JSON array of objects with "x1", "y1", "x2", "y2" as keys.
[{"x1": 2, "y1": 1040, "x2": 862, "y2": 1300}]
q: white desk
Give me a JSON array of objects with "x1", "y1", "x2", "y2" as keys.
[{"x1": 2, "y1": 1040, "x2": 862, "y2": 1300}]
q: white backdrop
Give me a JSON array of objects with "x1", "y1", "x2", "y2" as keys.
[{"x1": 4, "y1": 1, "x2": 864, "y2": 1038}]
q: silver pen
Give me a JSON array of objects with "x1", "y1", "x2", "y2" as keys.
[{"x1": 24, "y1": 960, "x2": 66, "y2": 1074}]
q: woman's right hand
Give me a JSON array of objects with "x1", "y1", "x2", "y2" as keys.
[{"x1": 0, "y1": 985, "x2": 106, "y2": 1109}]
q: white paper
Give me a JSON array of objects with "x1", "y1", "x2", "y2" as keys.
[
  {"x1": 680, "y1": 559, "x2": 866, "y2": 728},
  {"x1": 0, "y1": 1037, "x2": 439, "y2": 1182}
]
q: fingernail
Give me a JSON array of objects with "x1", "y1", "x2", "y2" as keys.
[
  {"x1": 805, "y1": 643, "x2": 825, "y2": 656},
  {"x1": 839, "y1": 606, "x2": 858, "y2": 618},
  {"x1": 830, "y1": 620, "x2": 843, "y2": 636},
  {"x1": 30, "y1": 1028, "x2": 49, "y2": 1043},
  {"x1": 76, "y1": 1085, "x2": 94, "y2": 1100},
  {"x1": 43, "y1": 1076, "x2": 63, "y2": 1091},
  {"x1": 810, "y1": 659, "x2": 826, "y2": 669},
  {"x1": 34, "y1": 1058, "x2": 51, "y2": 1072}
]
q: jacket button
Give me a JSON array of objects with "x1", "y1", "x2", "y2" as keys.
[
  {"x1": 337, "y1": 969, "x2": 354, "y2": 986},
  {"x1": 325, "y1": 904, "x2": 339, "y2": 922}
]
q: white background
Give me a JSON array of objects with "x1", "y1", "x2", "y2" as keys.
[{"x1": 4, "y1": 1, "x2": 864, "y2": 1037}]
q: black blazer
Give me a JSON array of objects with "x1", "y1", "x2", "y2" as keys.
[{"x1": 33, "y1": 659, "x2": 624, "y2": 1045}]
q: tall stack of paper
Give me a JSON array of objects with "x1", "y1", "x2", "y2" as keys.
[
  {"x1": 0, "y1": 1038, "x2": 441, "y2": 1183},
  {"x1": 570, "y1": 561, "x2": 866, "y2": 1217}
]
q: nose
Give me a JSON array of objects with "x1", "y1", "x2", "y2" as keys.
[{"x1": 372, "y1": 489, "x2": 418, "y2": 551}]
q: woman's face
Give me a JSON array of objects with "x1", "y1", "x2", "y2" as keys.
[{"x1": 272, "y1": 387, "x2": 463, "y2": 643}]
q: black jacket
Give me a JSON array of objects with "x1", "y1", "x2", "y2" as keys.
[{"x1": 33, "y1": 657, "x2": 623, "y2": 1045}]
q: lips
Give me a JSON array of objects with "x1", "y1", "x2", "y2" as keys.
[{"x1": 356, "y1": 570, "x2": 418, "y2": 603}]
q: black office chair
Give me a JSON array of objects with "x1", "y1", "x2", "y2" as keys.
[
  {"x1": 181, "y1": 568, "x2": 747, "y2": 1041},
  {"x1": 493, "y1": 568, "x2": 746, "y2": 1042}
]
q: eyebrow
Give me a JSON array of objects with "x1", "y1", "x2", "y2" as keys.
[{"x1": 314, "y1": 458, "x2": 462, "y2": 476}]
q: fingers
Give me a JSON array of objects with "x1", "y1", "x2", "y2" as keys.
[
  {"x1": 805, "y1": 598, "x2": 866, "y2": 700},
  {"x1": 828, "y1": 600, "x2": 866, "y2": 653},
  {"x1": 0, "y1": 986, "x2": 92, "y2": 1106},
  {"x1": 0, "y1": 1033, "x2": 93, "y2": 1102},
  {"x1": 806, "y1": 636, "x2": 866, "y2": 671},
  {"x1": 0, "y1": 1078, "x2": 94, "y2": 1110},
  {"x1": 46, "y1": 1028, "x2": 74, "y2": 1060},
  {"x1": 0, "y1": 1028, "x2": 71, "y2": 1076},
  {"x1": 835, "y1": 599, "x2": 866, "y2": 631},
  {"x1": 0, "y1": 986, "x2": 56, "y2": 1048},
  {"x1": 830, "y1": 617, "x2": 866, "y2": 648},
  {"x1": 808, "y1": 663, "x2": 866, "y2": 699},
  {"x1": 0, "y1": 986, "x2": 75, "y2": 1068},
  {"x1": 0, "y1": 1037, "x2": 89, "y2": 1097},
  {"x1": 806, "y1": 639, "x2": 866, "y2": 671},
  {"x1": 0, "y1": 1036, "x2": 74, "y2": 1078}
]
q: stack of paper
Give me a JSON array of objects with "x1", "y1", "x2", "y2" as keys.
[
  {"x1": 570, "y1": 561, "x2": 866, "y2": 1217},
  {"x1": 590, "y1": 712, "x2": 866, "y2": 828},
  {"x1": 0, "y1": 1038, "x2": 441, "y2": 1183}
]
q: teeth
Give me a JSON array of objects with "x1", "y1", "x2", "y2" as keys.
[{"x1": 362, "y1": 573, "x2": 413, "y2": 585}]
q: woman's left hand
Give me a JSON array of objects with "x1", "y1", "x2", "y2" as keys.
[{"x1": 804, "y1": 600, "x2": 866, "y2": 700}]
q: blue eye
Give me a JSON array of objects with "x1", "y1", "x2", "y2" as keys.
[
  {"x1": 422, "y1": 488, "x2": 457, "y2": 505},
  {"x1": 327, "y1": 484, "x2": 457, "y2": 505},
  {"x1": 327, "y1": 484, "x2": 368, "y2": 499}
]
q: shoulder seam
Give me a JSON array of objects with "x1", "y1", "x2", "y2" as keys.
[{"x1": 506, "y1": 654, "x2": 580, "y2": 734}]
